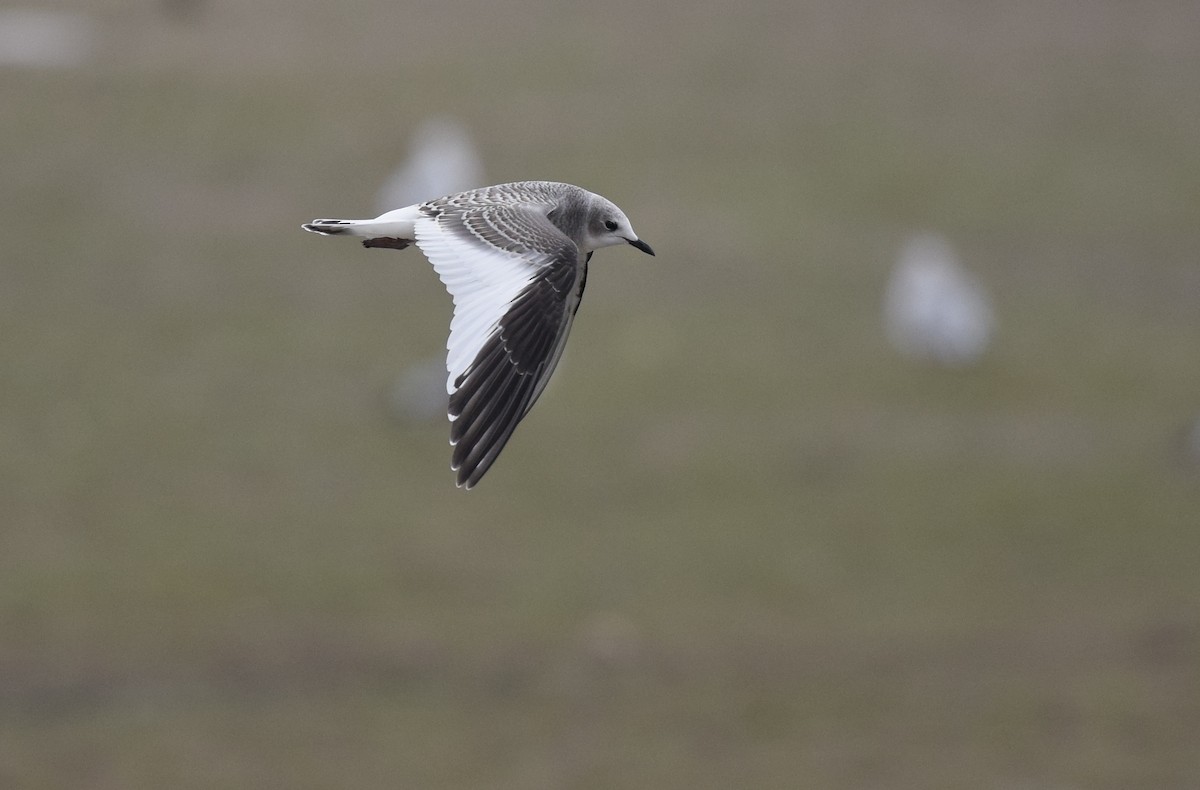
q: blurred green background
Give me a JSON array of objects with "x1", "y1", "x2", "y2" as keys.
[{"x1": 2, "y1": 1, "x2": 1199, "y2": 787}]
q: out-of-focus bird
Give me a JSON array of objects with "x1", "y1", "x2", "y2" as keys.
[
  {"x1": 374, "y1": 119, "x2": 485, "y2": 428},
  {"x1": 1172, "y1": 415, "x2": 1200, "y2": 468},
  {"x1": 884, "y1": 233, "x2": 994, "y2": 367},
  {"x1": 0, "y1": 9, "x2": 94, "y2": 68},
  {"x1": 375, "y1": 118, "x2": 485, "y2": 215},
  {"x1": 388, "y1": 356, "x2": 450, "y2": 424}
]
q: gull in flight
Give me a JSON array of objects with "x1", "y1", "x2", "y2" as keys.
[{"x1": 303, "y1": 181, "x2": 655, "y2": 489}]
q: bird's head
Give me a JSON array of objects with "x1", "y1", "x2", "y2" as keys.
[{"x1": 583, "y1": 198, "x2": 655, "y2": 256}]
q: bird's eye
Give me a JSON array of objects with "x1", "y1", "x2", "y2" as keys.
[{"x1": 603, "y1": 220, "x2": 618, "y2": 232}]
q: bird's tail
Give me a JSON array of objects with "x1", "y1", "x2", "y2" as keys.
[
  {"x1": 302, "y1": 218, "x2": 353, "y2": 235},
  {"x1": 304, "y1": 218, "x2": 417, "y2": 249},
  {"x1": 302, "y1": 219, "x2": 413, "y2": 250},
  {"x1": 302, "y1": 206, "x2": 421, "y2": 248}
]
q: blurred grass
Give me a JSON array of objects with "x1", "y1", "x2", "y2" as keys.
[{"x1": 2, "y1": 1, "x2": 1200, "y2": 788}]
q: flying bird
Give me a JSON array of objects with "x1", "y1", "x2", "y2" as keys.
[{"x1": 303, "y1": 181, "x2": 655, "y2": 489}]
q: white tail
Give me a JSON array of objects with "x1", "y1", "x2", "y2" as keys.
[
  {"x1": 301, "y1": 219, "x2": 355, "y2": 235},
  {"x1": 301, "y1": 204, "x2": 422, "y2": 241}
]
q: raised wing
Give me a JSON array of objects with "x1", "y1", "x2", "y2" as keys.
[{"x1": 413, "y1": 201, "x2": 585, "y2": 488}]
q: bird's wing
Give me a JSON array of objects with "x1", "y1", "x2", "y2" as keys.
[{"x1": 413, "y1": 201, "x2": 586, "y2": 488}]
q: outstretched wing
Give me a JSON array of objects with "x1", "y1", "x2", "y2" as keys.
[{"x1": 413, "y1": 200, "x2": 586, "y2": 488}]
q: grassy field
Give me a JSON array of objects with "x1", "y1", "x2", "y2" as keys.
[{"x1": 2, "y1": 1, "x2": 1199, "y2": 787}]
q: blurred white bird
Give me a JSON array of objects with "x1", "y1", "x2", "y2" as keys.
[
  {"x1": 387, "y1": 356, "x2": 450, "y2": 424},
  {"x1": 1173, "y1": 415, "x2": 1200, "y2": 468},
  {"x1": 375, "y1": 118, "x2": 485, "y2": 428},
  {"x1": 0, "y1": 9, "x2": 94, "y2": 68},
  {"x1": 375, "y1": 117, "x2": 485, "y2": 215},
  {"x1": 884, "y1": 233, "x2": 994, "y2": 367}
]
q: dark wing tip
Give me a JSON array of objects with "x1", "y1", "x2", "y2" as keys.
[{"x1": 443, "y1": 263, "x2": 576, "y2": 489}]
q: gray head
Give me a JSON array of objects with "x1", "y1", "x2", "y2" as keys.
[{"x1": 580, "y1": 195, "x2": 655, "y2": 256}]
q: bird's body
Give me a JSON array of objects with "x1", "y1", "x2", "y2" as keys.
[{"x1": 303, "y1": 181, "x2": 654, "y2": 489}]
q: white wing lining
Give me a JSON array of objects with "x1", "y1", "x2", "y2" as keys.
[{"x1": 414, "y1": 213, "x2": 550, "y2": 396}]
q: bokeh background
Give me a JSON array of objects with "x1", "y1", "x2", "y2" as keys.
[{"x1": 3, "y1": 1, "x2": 1199, "y2": 787}]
